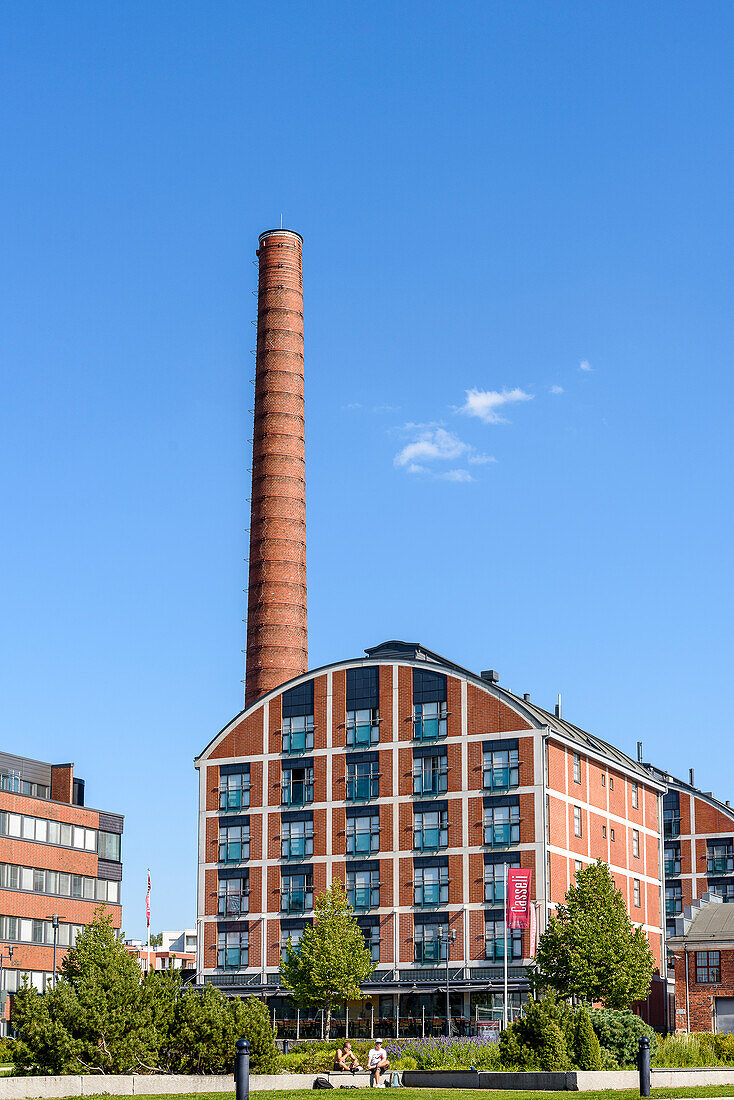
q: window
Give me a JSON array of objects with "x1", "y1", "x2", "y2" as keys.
[
  {"x1": 633, "y1": 879, "x2": 641, "y2": 907},
  {"x1": 484, "y1": 803, "x2": 520, "y2": 847},
  {"x1": 709, "y1": 881, "x2": 734, "y2": 903},
  {"x1": 218, "y1": 876, "x2": 249, "y2": 916},
  {"x1": 346, "y1": 813, "x2": 380, "y2": 856},
  {"x1": 602, "y1": 826, "x2": 607, "y2": 838},
  {"x1": 282, "y1": 715, "x2": 314, "y2": 754},
  {"x1": 631, "y1": 782, "x2": 639, "y2": 809},
  {"x1": 219, "y1": 771, "x2": 250, "y2": 811},
  {"x1": 360, "y1": 923, "x2": 380, "y2": 962},
  {"x1": 575, "y1": 860, "x2": 582, "y2": 876},
  {"x1": 346, "y1": 760, "x2": 379, "y2": 801},
  {"x1": 0, "y1": 773, "x2": 50, "y2": 800},
  {"x1": 483, "y1": 859, "x2": 519, "y2": 905},
  {"x1": 281, "y1": 765, "x2": 314, "y2": 807},
  {"x1": 483, "y1": 747, "x2": 519, "y2": 791},
  {"x1": 414, "y1": 922, "x2": 448, "y2": 964},
  {"x1": 413, "y1": 754, "x2": 448, "y2": 796},
  {"x1": 218, "y1": 823, "x2": 250, "y2": 863},
  {"x1": 415, "y1": 864, "x2": 449, "y2": 906},
  {"x1": 346, "y1": 709, "x2": 379, "y2": 748},
  {"x1": 0, "y1": 915, "x2": 83, "y2": 947},
  {"x1": 573, "y1": 754, "x2": 581, "y2": 784},
  {"x1": 281, "y1": 872, "x2": 313, "y2": 914},
  {"x1": 610, "y1": 828, "x2": 615, "y2": 842},
  {"x1": 696, "y1": 950, "x2": 721, "y2": 984},
  {"x1": 346, "y1": 869, "x2": 379, "y2": 909},
  {"x1": 664, "y1": 844, "x2": 681, "y2": 875},
  {"x1": 665, "y1": 882, "x2": 682, "y2": 917},
  {"x1": 573, "y1": 806, "x2": 582, "y2": 838},
  {"x1": 601, "y1": 774, "x2": 605, "y2": 787},
  {"x1": 413, "y1": 701, "x2": 447, "y2": 742},
  {"x1": 281, "y1": 818, "x2": 313, "y2": 860},
  {"x1": 609, "y1": 777, "x2": 614, "y2": 791},
  {"x1": 663, "y1": 808, "x2": 680, "y2": 838},
  {"x1": 708, "y1": 840, "x2": 734, "y2": 875},
  {"x1": 280, "y1": 927, "x2": 305, "y2": 962},
  {"x1": 484, "y1": 918, "x2": 522, "y2": 962},
  {"x1": 632, "y1": 830, "x2": 640, "y2": 858},
  {"x1": 218, "y1": 930, "x2": 248, "y2": 970},
  {"x1": 98, "y1": 831, "x2": 121, "y2": 861},
  {"x1": 413, "y1": 809, "x2": 448, "y2": 851}
]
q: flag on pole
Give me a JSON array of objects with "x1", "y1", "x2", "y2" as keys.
[
  {"x1": 146, "y1": 869, "x2": 151, "y2": 929},
  {"x1": 528, "y1": 901, "x2": 538, "y2": 958},
  {"x1": 506, "y1": 868, "x2": 532, "y2": 929}
]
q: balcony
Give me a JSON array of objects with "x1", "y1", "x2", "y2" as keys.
[
  {"x1": 348, "y1": 722, "x2": 377, "y2": 748},
  {"x1": 665, "y1": 899, "x2": 682, "y2": 916},
  {"x1": 281, "y1": 837, "x2": 312, "y2": 860},
  {"x1": 664, "y1": 819, "x2": 681, "y2": 839},
  {"x1": 218, "y1": 894, "x2": 249, "y2": 917},
  {"x1": 483, "y1": 824, "x2": 520, "y2": 848},
  {"x1": 347, "y1": 886, "x2": 378, "y2": 910},
  {"x1": 282, "y1": 729, "x2": 313, "y2": 754},
  {"x1": 218, "y1": 842, "x2": 249, "y2": 864},
  {"x1": 346, "y1": 775, "x2": 378, "y2": 802},
  {"x1": 281, "y1": 782, "x2": 314, "y2": 808},
  {"x1": 281, "y1": 888, "x2": 313, "y2": 914},
  {"x1": 484, "y1": 884, "x2": 506, "y2": 906},
  {"x1": 483, "y1": 767, "x2": 519, "y2": 793},
  {"x1": 413, "y1": 827, "x2": 448, "y2": 852},
  {"x1": 485, "y1": 936, "x2": 521, "y2": 962},
  {"x1": 219, "y1": 788, "x2": 250, "y2": 812},
  {"x1": 708, "y1": 857, "x2": 734, "y2": 875},
  {"x1": 415, "y1": 883, "x2": 447, "y2": 907},
  {"x1": 414, "y1": 774, "x2": 447, "y2": 797},
  {"x1": 414, "y1": 942, "x2": 448, "y2": 964}
]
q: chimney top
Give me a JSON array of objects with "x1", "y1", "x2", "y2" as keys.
[
  {"x1": 523, "y1": 693, "x2": 531, "y2": 702},
  {"x1": 258, "y1": 228, "x2": 304, "y2": 244},
  {"x1": 481, "y1": 670, "x2": 499, "y2": 684},
  {"x1": 689, "y1": 768, "x2": 695, "y2": 786}
]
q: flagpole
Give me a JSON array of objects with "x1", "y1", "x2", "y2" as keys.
[
  {"x1": 146, "y1": 868, "x2": 151, "y2": 969},
  {"x1": 503, "y1": 861, "x2": 508, "y2": 1030}
]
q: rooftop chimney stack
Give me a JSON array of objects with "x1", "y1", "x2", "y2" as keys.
[
  {"x1": 689, "y1": 768, "x2": 695, "y2": 787},
  {"x1": 245, "y1": 230, "x2": 307, "y2": 708}
]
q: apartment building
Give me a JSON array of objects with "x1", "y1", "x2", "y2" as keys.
[
  {"x1": 195, "y1": 640, "x2": 668, "y2": 1026},
  {"x1": 125, "y1": 929, "x2": 197, "y2": 975},
  {"x1": 0, "y1": 751, "x2": 123, "y2": 1034}
]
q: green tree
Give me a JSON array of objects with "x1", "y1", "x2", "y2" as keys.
[
  {"x1": 280, "y1": 880, "x2": 375, "y2": 1035},
  {"x1": 572, "y1": 1006, "x2": 602, "y2": 1070},
  {"x1": 532, "y1": 860, "x2": 655, "y2": 1008},
  {"x1": 240, "y1": 997, "x2": 279, "y2": 1074},
  {"x1": 12, "y1": 908, "x2": 155, "y2": 1074},
  {"x1": 498, "y1": 996, "x2": 571, "y2": 1070}
]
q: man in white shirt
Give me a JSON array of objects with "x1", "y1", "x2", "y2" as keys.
[{"x1": 367, "y1": 1038, "x2": 390, "y2": 1086}]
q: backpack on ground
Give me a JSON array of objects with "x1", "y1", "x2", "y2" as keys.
[{"x1": 313, "y1": 1077, "x2": 334, "y2": 1089}]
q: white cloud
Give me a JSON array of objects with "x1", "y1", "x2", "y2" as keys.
[
  {"x1": 441, "y1": 469, "x2": 473, "y2": 482},
  {"x1": 550, "y1": 384, "x2": 564, "y2": 395},
  {"x1": 394, "y1": 426, "x2": 494, "y2": 480},
  {"x1": 457, "y1": 387, "x2": 534, "y2": 424},
  {"x1": 579, "y1": 360, "x2": 593, "y2": 372},
  {"x1": 394, "y1": 427, "x2": 467, "y2": 468}
]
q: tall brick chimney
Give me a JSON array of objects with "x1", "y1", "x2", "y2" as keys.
[{"x1": 245, "y1": 229, "x2": 307, "y2": 707}]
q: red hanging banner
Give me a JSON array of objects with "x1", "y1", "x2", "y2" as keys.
[{"x1": 506, "y1": 868, "x2": 532, "y2": 929}]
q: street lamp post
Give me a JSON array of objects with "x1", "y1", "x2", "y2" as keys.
[
  {"x1": 439, "y1": 929, "x2": 456, "y2": 1036},
  {"x1": 52, "y1": 914, "x2": 60, "y2": 987}
]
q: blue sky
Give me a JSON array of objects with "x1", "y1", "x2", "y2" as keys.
[{"x1": 1, "y1": 1, "x2": 732, "y2": 937}]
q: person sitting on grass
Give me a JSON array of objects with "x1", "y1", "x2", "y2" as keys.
[
  {"x1": 367, "y1": 1038, "x2": 390, "y2": 1086},
  {"x1": 333, "y1": 1040, "x2": 362, "y2": 1072}
]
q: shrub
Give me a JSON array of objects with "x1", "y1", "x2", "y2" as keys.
[
  {"x1": 588, "y1": 1008, "x2": 657, "y2": 1068},
  {"x1": 385, "y1": 1036, "x2": 500, "y2": 1070},
  {"x1": 499, "y1": 997, "x2": 571, "y2": 1070},
  {"x1": 572, "y1": 1007, "x2": 602, "y2": 1070},
  {"x1": 241, "y1": 997, "x2": 279, "y2": 1074}
]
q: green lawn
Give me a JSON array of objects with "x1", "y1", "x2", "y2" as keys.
[{"x1": 100, "y1": 1089, "x2": 734, "y2": 1100}]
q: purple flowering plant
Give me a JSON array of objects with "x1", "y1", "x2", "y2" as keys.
[{"x1": 385, "y1": 1034, "x2": 501, "y2": 1070}]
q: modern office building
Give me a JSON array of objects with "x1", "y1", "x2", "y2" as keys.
[
  {"x1": 0, "y1": 751, "x2": 123, "y2": 1033},
  {"x1": 195, "y1": 640, "x2": 669, "y2": 1026}
]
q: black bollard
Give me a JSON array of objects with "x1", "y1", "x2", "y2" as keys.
[
  {"x1": 235, "y1": 1038, "x2": 251, "y2": 1100},
  {"x1": 638, "y1": 1035, "x2": 650, "y2": 1098}
]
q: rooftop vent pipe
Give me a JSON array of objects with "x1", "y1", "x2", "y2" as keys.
[
  {"x1": 637, "y1": 741, "x2": 644, "y2": 763},
  {"x1": 689, "y1": 768, "x2": 695, "y2": 786}
]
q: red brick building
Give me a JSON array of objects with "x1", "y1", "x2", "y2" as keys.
[
  {"x1": 0, "y1": 751, "x2": 123, "y2": 1034},
  {"x1": 668, "y1": 893, "x2": 734, "y2": 1033},
  {"x1": 195, "y1": 640, "x2": 668, "y2": 1027},
  {"x1": 641, "y1": 765, "x2": 734, "y2": 940}
]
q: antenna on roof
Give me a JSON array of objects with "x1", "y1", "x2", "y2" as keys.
[
  {"x1": 554, "y1": 693, "x2": 561, "y2": 719},
  {"x1": 637, "y1": 741, "x2": 644, "y2": 763},
  {"x1": 280, "y1": 213, "x2": 283, "y2": 229}
]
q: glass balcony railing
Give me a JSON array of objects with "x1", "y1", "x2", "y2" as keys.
[
  {"x1": 346, "y1": 775, "x2": 377, "y2": 801},
  {"x1": 664, "y1": 860, "x2": 681, "y2": 876},
  {"x1": 281, "y1": 838, "x2": 312, "y2": 860},
  {"x1": 665, "y1": 899, "x2": 682, "y2": 916},
  {"x1": 219, "y1": 842, "x2": 249, "y2": 863},
  {"x1": 350, "y1": 723, "x2": 376, "y2": 747},
  {"x1": 483, "y1": 767, "x2": 519, "y2": 792},
  {"x1": 281, "y1": 888, "x2": 312, "y2": 914},
  {"x1": 282, "y1": 730, "x2": 313, "y2": 754},
  {"x1": 416, "y1": 882, "x2": 446, "y2": 906},
  {"x1": 348, "y1": 886, "x2": 377, "y2": 910},
  {"x1": 484, "y1": 883, "x2": 506, "y2": 905},
  {"x1": 664, "y1": 819, "x2": 681, "y2": 839},
  {"x1": 414, "y1": 718, "x2": 446, "y2": 742},
  {"x1": 708, "y1": 857, "x2": 734, "y2": 874},
  {"x1": 485, "y1": 936, "x2": 521, "y2": 961},
  {"x1": 281, "y1": 782, "x2": 313, "y2": 807},
  {"x1": 483, "y1": 824, "x2": 519, "y2": 848},
  {"x1": 219, "y1": 895, "x2": 248, "y2": 917},
  {"x1": 414, "y1": 827, "x2": 447, "y2": 851},
  {"x1": 414, "y1": 774, "x2": 447, "y2": 796},
  {"x1": 415, "y1": 942, "x2": 447, "y2": 964}
]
